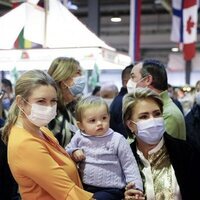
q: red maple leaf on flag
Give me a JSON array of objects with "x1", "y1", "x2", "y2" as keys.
[{"x1": 186, "y1": 16, "x2": 195, "y2": 34}]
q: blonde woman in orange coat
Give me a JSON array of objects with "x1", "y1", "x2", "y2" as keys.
[{"x1": 2, "y1": 70, "x2": 94, "y2": 200}]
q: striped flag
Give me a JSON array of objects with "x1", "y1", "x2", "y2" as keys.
[
  {"x1": 171, "y1": 0, "x2": 198, "y2": 60},
  {"x1": 129, "y1": 0, "x2": 141, "y2": 62}
]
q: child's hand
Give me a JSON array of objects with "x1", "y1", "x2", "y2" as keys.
[
  {"x1": 125, "y1": 182, "x2": 145, "y2": 200},
  {"x1": 125, "y1": 182, "x2": 136, "y2": 190},
  {"x1": 72, "y1": 149, "x2": 85, "y2": 162}
]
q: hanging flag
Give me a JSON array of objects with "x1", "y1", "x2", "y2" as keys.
[
  {"x1": 129, "y1": 0, "x2": 141, "y2": 62},
  {"x1": 171, "y1": 0, "x2": 198, "y2": 60}
]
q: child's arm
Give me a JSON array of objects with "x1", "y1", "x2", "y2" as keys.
[
  {"x1": 117, "y1": 135, "x2": 143, "y2": 192},
  {"x1": 65, "y1": 132, "x2": 81, "y2": 155},
  {"x1": 72, "y1": 149, "x2": 86, "y2": 162}
]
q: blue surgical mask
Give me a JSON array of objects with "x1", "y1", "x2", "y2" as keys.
[
  {"x1": 68, "y1": 76, "x2": 86, "y2": 96},
  {"x1": 2, "y1": 98, "x2": 11, "y2": 110}
]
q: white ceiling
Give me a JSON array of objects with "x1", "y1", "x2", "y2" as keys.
[{"x1": 70, "y1": 0, "x2": 200, "y2": 63}]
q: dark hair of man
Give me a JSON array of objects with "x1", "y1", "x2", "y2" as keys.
[
  {"x1": 121, "y1": 64, "x2": 133, "y2": 81},
  {"x1": 1, "y1": 79, "x2": 13, "y2": 91},
  {"x1": 141, "y1": 59, "x2": 168, "y2": 91}
]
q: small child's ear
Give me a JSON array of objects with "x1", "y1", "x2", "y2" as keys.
[{"x1": 77, "y1": 121, "x2": 84, "y2": 131}]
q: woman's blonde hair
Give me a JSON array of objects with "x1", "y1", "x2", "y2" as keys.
[
  {"x1": 1, "y1": 70, "x2": 57, "y2": 144},
  {"x1": 47, "y1": 57, "x2": 82, "y2": 108},
  {"x1": 75, "y1": 96, "x2": 109, "y2": 122},
  {"x1": 122, "y1": 88, "x2": 163, "y2": 137}
]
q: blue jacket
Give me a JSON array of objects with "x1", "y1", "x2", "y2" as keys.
[{"x1": 110, "y1": 87, "x2": 128, "y2": 138}]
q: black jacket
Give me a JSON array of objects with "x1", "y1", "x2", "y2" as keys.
[
  {"x1": 185, "y1": 104, "x2": 200, "y2": 149},
  {"x1": 0, "y1": 136, "x2": 20, "y2": 200},
  {"x1": 130, "y1": 133, "x2": 200, "y2": 200}
]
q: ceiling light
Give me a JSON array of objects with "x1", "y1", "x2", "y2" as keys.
[
  {"x1": 171, "y1": 47, "x2": 179, "y2": 52},
  {"x1": 111, "y1": 17, "x2": 121, "y2": 23},
  {"x1": 67, "y1": 1, "x2": 78, "y2": 10}
]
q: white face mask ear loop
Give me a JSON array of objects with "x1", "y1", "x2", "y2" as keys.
[{"x1": 16, "y1": 97, "x2": 28, "y2": 117}]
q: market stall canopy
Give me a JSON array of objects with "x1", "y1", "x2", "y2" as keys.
[
  {"x1": 0, "y1": 47, "x2": 131, "y2": 71},
  {"x1": 0, "y1": 0, "x2": 114, "y2": 50}
]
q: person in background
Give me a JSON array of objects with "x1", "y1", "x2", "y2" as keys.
[
  {"x1": 123, "y1": 88, "x2": 200, "y2": 200},
  {"x1": 0, "y1": 90, "x2": 5, "y2": 126},
  {"x1": 126, "y1": 59, "x2": 186, "y2": 140},
  {"x1": 48, "y1": 57, "x2": 86, "y2": 147},
  {"x1": 1, "y1": 70, "x2": 94, "y2": 200},
  {"x1": 0, "y1": 91, "x2": 20, "y2": 200},
  {"x1": 168, "y1": 84, "x2": 184, "y2": 114},
  {"x1": 91, "y1": 85, "x2": 101, "y2": 96},
  {"x1": 185, "y1": 80, "x2": 200, "y2": 149},
  {"x1": 1, "y1": 78, "x2": 15, "y2": 119},
  {"x1": 66, "y1": 96, "x2": 144, "y2": 200},
  {"x1": 110, "y1": 64, "x2": 133, "y2": 138},
  {"x1": 99, "y1": 83, "x2": 118, "y2": 107}
]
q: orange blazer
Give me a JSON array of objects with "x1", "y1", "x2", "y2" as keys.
[{"x1": 8, "y1": 125, "x2": 93, "y2": 200}]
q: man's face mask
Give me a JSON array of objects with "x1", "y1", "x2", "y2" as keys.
[{"x1": 126, "y1": 77, "x2": 147, "y2": 94}]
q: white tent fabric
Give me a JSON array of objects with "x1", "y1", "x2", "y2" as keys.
[
  {"x1": 0, "y1": 3, "x2": 25, "y2": 49},
  {"x1": 0, "y1": 0, "x2": 40, "y2": 49},
  {"x1": 24, "y1": 0, "x2": 114, "y2": 50},
  {"x1": 0, "y1": 0, "x2": 114, "y2": 50}
]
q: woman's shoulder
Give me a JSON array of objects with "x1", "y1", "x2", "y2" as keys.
[
  {"x1": 8, "y1": 126, "x2": 51, "y2": 153},
  {"x1": 41, "y1": 126, "x2": 57, "y2": 141},
  {"x1": 9, "y1": 125, "x2": 30, "y2": 144}
]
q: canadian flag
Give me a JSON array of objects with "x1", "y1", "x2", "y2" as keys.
[{"x1": 171, "y1": 0, "x2": 198, "y2": 60}]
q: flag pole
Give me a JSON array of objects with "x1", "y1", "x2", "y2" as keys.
[
  {"x1": 44, "y1": 0, "x2": 49, "y2": 48},
  {"x1": 185, "y1": 60, "x2": 191, "y2": 84},
  {"x1": 129, "y1": 0, "x2": 141, "y2": 62}
]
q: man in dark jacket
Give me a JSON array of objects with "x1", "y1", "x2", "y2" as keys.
[
  {"x1": 110, "y1": 64, "x2": 134, "y2": 138},
  {"x1": 185, "y1": 80, "x2": 200, "y2": 149}
]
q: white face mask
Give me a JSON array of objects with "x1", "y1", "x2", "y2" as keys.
[
  {"x1": 127, "y1": 79, "x2": 137, "y2": 94},
  {"x1": 133, "y1": 117, "x2": 165, "y2": 145},
  {"x1": 126, "y1": 77, "x2": 146, "y2": 94},
  {"x1": 195, "y1": 92, "x2": 200, "y2": 106},
  {"x1": 25, "y1": 103, "x2": 57, "y2": 127}
]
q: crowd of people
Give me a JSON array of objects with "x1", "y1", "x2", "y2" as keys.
[{"x1": 0, "y1": 57, "x2": 200, "y2": 200}]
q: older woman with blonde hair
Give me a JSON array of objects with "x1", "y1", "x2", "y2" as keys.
[
  {"x1": 123, "y1": 87, "x2": 200, "y2": 200},
  {"x1": 48, "y1": 57, "x2": 86, "y2": 147}
]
